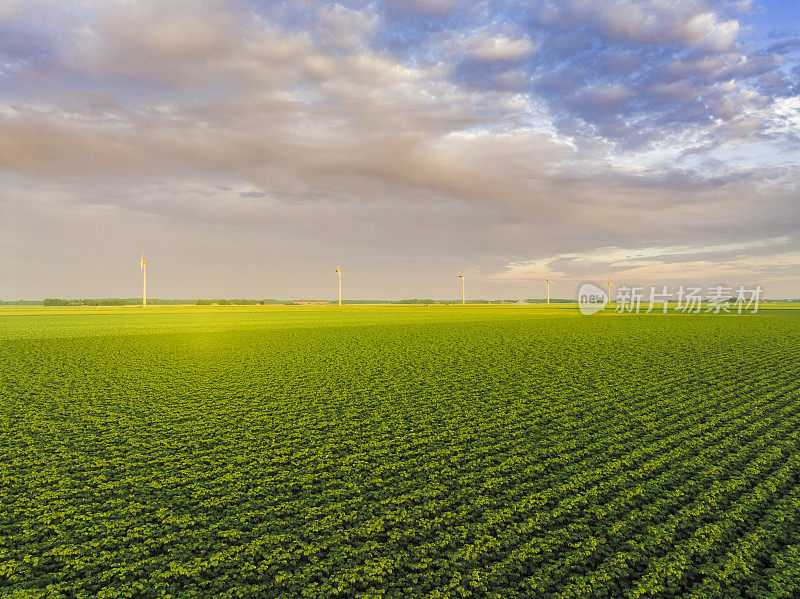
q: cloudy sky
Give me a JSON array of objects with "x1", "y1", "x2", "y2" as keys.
[{"x1": 1, "y1": 0, "x2": 798, "y2": 300}]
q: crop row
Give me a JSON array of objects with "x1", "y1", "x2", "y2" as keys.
[{"x1": 1, "y1": 310, "x2": 799, "y2": 597}]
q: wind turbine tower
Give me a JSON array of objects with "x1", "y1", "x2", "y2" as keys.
[
  {"x1": 332, "y1": 258, "x2": 342, "y2": 306},
  {"x1": 602, "y1": 273, "x2": 615, "y2": 301},
  {"x1": 457, "y1": 265, "x2": 466, "y2": 305},
  {"x1": 139, "y1": 251, "x2": 148, "y2": 308},
  {"x1": 539, "y1": 275, "x2": 556, "y2": 304}
]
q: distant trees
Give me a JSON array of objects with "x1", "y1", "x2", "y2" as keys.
[
  {"x1": 196, "y1": 299, "x2": 263, "y2": 305},
  {"x1": 99, "y1": 298, "x2": 126, "y2": 306},
  {"x1": 43, "y1": 298, "x2": 129, "y2": 306},
  {"x1": 43, "y1": 298, "x2": 70, "y2": 306},
  {"x1": 31, "y1": 297, "x2": 573, "y2": 307}
]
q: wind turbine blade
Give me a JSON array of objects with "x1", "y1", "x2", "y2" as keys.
[
  {"x1": 338, "y1": 257, "x2": 342, "y2": 270},
  {"x1": 538, "y1": 280, "x2": 544, "y2": 286},
  {"x1": 462, "y1": 264, "x2": 467, "y2": 275}
]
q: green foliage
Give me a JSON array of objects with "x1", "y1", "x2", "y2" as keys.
[
  {"x1": 42, "y1": 298, "x2": 70, "y2": 306},
  {"x1": 196, "y1": 299, "x2": 261, "y2": 305},
  {"x1": 1, "y1": 306, "x2": 799, "y2": 597},
  {"x1": 98, "y1": 299, "x2": 126, "y2": 306}
]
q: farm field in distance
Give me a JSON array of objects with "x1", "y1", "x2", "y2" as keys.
[{"x1": 2, "y1": 305, "x2": 800, "y2": 598}]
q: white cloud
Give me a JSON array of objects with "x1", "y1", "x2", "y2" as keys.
[
  {"x1": 317, "y1": 4, "x2": 379, "y2": 49},
  {"x1": 682, "y1": 12, "x2": 739, "y2": 51},
  {"x1": 467, "y1": 34, "x2": 535, "y2": 61},
  {"x1": 493, "y1": 237, "x2": 795, "y2": 280}
]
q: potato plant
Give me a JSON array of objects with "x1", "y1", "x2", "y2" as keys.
[{"x1": 1, "y1": 306, "x2": 798, "y2": 598}]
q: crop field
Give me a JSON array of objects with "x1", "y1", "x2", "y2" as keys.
[{"x1": 1, "y1": 305, "x2": 800, "y2": 598}]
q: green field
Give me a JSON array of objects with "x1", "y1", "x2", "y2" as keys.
[{"x1": 2, "y1": 305, "x2": 799, "y2": 598}]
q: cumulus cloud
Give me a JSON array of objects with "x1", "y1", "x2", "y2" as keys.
[
  {"x1": 467, "y1": 34, "x2": 535, "y2": 61},
  {"x1": 317, "y1": 4, "x2": 379, "y2": 49},
  {"x1": 682, "y1": 12, "x2": 739, "y2": 51}
]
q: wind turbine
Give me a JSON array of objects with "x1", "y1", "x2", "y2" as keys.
[
  {"x1": 456, "y1": 265, "x2": 466, "y2": 305},
  {"x1": 332, "y1": 258, "x2": 342, "y2": 306},
  {"x1": 602, "y1": 273, "x2": 615, "y2": 301},
  {"x1": 538, "y1": 275, "x2": 556, "y2": 304},
  {"x1": 139, "y1": 250, "x2": 148, "y2": 308}
]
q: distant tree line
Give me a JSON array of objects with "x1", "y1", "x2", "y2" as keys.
[
  {"x1": 38, "y1": 298, "x2": 291, "y2": 306},
  {"x1": 196, "y1": 299, "x2": 264, "y2": 305},
  {"x1": 43, "y1": 298, "x2": 196, "y2": 306},
  {"x1": 14, "y1": 297, "x2": 795, "y2": 307},
  {"x1": 397, "y1": 299, "x2": 496, "y2": 304},
  {"x1": 30, "y1": 298, "x2": 569, "y2": 306}
]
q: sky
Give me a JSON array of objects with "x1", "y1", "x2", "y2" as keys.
[{"x1": 0, "y1": 0, "x2": 798, "y2": 300}]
